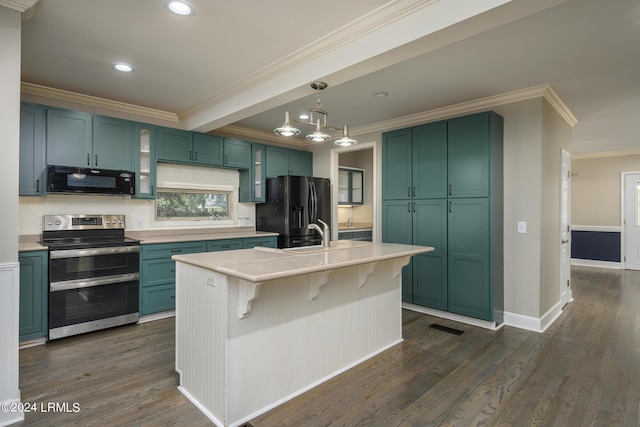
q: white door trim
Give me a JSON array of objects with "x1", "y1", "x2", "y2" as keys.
[
  {"x1": 621, "y1": 171, "x2": 640, "y2": 269},
  {"x1": 560, "y1": 149, "x2": 572, "y2": 307}
]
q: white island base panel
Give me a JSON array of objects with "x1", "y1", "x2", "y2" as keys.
[{"x1": 175, "y1": 258, "x2": 408, "y2": 427}]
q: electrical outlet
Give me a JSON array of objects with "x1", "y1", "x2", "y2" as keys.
[
  {"x1": 206, "y1": 273, "x2": 216, "y2": 287},
  {"x1": 136, "y1": 218, "x2": 144, "y2": 228}
]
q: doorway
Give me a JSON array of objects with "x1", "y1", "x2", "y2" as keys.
[
  {"x1": 623, "y1": 172, "x2": 640, "y2": 270},
  {"x1": 560, "y1": 149, "x2": 572, "y2": 306},
  {"x1": 330, "y1": 142, "x2": 376, "y2": 241}
]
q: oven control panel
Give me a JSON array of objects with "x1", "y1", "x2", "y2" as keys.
[{"x1": 43, "y1": 214, "x2": 126, "y2": 231}]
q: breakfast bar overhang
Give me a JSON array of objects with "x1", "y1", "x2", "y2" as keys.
[{"x1": 173, "y1": 241, "x2": 433, "y2": 427}]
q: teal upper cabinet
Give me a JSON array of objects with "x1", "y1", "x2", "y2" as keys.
[
  {"x1": 19, "y1": 103, "x2": 47, "y2": 196},
  {"x1": 46, "y1": 109, "x2": 93, "y2": 168},
  {"x1": 289, "y1": 149, "x2": 313, "y2": 176},
  {"x1": 133, "y1": 123, "x2": 157, "y2": 199},
  {"x1": 223, "y1": 138, "x2": 251, "y2": 169},
  {"x1": 92, "y1": 116, "x2": 134, "y2": 171},
  {"x1": 157, "y1": 129, "x2": 249, "y2": 169},
  {"x1": 46, "y1": 109, "x2": 134, "y2": 171},
  {"x1": 157, "y1": 127, "x2": 193, "y2": 163},
  {"x1": 447, "y1": 113, "x2": 491, "y2": 198},
  {"x1": 381, "y1": 128, "x2": 412, "y2": 200},
  {"x1": 413, "y1": 121, "x2": 448, "y2": 199},
  {"x1": 193, "y1": 133, "x2": 224, "y2": 166},
  {"x1": 338, "y1": 167, "x2": 364, "y2": 205},
  {"x1": 266, "y1": 146, "x2": 313, "y2": 178}
]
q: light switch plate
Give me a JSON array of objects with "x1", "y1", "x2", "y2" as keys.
[{"x1": 517, "y1": 221, "x2": 527, "y2": 234}]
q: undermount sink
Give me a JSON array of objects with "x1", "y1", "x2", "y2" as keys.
[{"x1": 255, "y1": 241, "x2": 371, "y2": 255}]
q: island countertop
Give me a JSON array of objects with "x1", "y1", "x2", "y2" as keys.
[{"x1": 172, "y1": 240, "x2": 433, "y2": 283}]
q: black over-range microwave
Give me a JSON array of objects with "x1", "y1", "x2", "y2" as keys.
[{"x1": 47, "y1": 165, "x2": 135, "y2": 195}]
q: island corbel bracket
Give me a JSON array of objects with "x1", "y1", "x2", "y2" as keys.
[
  {"x1": 358, "y1": 262, "x2": 377, "y2": 288},
  {"x1": 309, "y1": 271, "x2": 331, "y2": 300},
  {"x1": 239, "y1": 280, "x2": 261, "y2": 319},
  {"x1": 393, "y1": 256, "x2": 411, "y2": 278}
]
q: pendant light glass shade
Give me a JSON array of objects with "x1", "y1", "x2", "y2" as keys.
[
  {"x1": 306, "y1": 119, "x2": 331, "y2": 142},
  {"x1": 334, "y1": 125, "x2": 357, "y2": 146},
  {"x1": 274, "y1": 111, "x2": 301, "y2": 137}
]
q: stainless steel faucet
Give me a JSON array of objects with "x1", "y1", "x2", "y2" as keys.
[{"x1": 308, "y1": 219, "x2": 330, "y2": 247}]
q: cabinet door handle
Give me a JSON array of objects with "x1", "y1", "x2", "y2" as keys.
[
  {"x1": 413, "y1": 186, "x2": 416, "y2": 197},
  {"x1": 408, "y1": 186, "x2": 411, "y2": 197},
  {"x1": 87, "y1": 153, "x2": 90, "y2": 166},
  {"x1": 189, "y1": 150, "x2": 192, "y2": 161},
  {"x1": 224, "y1": 155, "x2": 228, "y2": 165},
  {"x1": 36, "y1": 179, "x2": 40, "y2": 193},
  {"x1": 413, "y1": 202, "x2": 416, "y2": 213},
  {"x1": 408, "y1": 202, "x2": 411, "y2": 213},
  {"x1": 448, "y1": 184, "x2": 452, "y2": 196},
  {"x1": 150, "y1": 184, "x2": 154, "y2": 196},
  {"x1": 95, "y1": 154, "x2": 98, "y2": 166},
  {"x1": 194, "y1": 151, "x2": 198, "y2": 161},
  {"x1": 449, "y1": 201, "x2": 453, "y2": 213}
]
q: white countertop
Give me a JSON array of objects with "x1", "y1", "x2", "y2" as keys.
[{"x1": 172, "y1": 241, "x2": 434, "y2": 283}]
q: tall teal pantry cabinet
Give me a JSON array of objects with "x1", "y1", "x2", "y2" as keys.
[{"x1": 382, "y1": 111, "x2": 503, "y2": 324}]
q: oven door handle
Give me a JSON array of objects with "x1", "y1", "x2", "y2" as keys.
[
  {"x1": 50, "y1": 273, "x2": 140, "y2": 292},
  {"x1": 50, "y1": 245, "x2": 140, "y2": 259}
]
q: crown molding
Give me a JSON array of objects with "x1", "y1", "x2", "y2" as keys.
[
  {"x1": 20, "y1": 82, "x2": 179, "y2": 123},
  {"x1": 180, "y1": 0, "x2": 441, "y2": 121},
  {"x1": 0, "y1": 0, "x2": 38, "y2": 12},
  {"x1": 349, "y1": 84, "x2": 578, "y2": 137},
  {"x1": 572, "y1": 149, "x2": 640, "y2": 160}
]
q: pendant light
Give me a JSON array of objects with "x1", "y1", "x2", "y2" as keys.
[
  {"x1": 334, "y1": 125, "x2": 357, "y2": 147},
  {"x1": 274, "y1": 82, "x2": 357, "y2": 145},
  {"x1": 306, "y1": 119, "x2": 331, "y2": 142},
  {"x1": 273, "y1": 111, "x2": 301, "y2": 137}
]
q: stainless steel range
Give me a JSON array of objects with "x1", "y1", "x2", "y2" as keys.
[{"x1": 42, "y1": 214, "x2": 140, "y2": 340}]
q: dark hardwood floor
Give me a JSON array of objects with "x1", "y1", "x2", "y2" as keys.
[{"x1": 16, "y1": 266, "x2": 640, "y2": 426}]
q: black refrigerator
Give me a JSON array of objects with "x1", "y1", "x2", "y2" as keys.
[{"x1": 256, "y1": 175, "x2": 331, "y2": 248}]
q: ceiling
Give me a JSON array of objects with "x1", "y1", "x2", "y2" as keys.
[{"x1": 16, "y1": 0, "x2": 640, "y2": 156}]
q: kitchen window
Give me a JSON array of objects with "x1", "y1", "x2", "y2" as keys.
[{"x1": 156, "y1": 189, "x2": 232, "y2": 221}]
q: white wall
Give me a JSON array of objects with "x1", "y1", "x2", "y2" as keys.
[{"x1": 0, "y1": 6, "x2": 23, "y2": 425}]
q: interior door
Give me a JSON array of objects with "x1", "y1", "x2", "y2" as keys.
[
  {"x1": 624, "y1": 173, "x2": 640, "y2": 270},
  {"x1": 560, "y1": 149, "x2": 572, "y2": 306}
]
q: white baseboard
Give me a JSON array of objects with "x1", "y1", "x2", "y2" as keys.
[
  {"x1": 503, "y1": 300, "x2": 564, "y2": 333},
  {"x1": 571, "y1": 258, "x2": 622, "y2": 269},
  {"x1": 0, "y1": 397, "x2": 24, "y2": 426}
]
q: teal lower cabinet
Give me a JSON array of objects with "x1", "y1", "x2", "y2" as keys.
[
  {"x1": 207, "y1": 239, "x2": 243, "y2": 252},
  {"x1": 139, "y1": 236, "x2": 277, "y2": 316},
  {"x1": 140, "y1": 241, "x2": 206, "y2": 316},
  {"x1": 447, "y1": 198, "x2": 491, "y2": 320},
  {"x1": 19, "y1": 251, "x2": 48, "y2": 341}
]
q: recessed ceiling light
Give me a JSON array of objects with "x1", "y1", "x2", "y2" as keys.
[
  {"x1": 298, "y1": 113, "x2": 310, "y2": 120},
  {"x1": 373, "y1": 91, "x2": 388, "y2": 98},
  {"x1": 113, "y1": 63, "x2": 134, "y2": 72},
  {"x1": 166, "y1": 0, "x2": 194, "y2": 15}
]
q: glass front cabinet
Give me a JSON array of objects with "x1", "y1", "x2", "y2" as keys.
[
  {"x1": 338, "y1": 167, "x2": 364, "y2": 205},
  {"x1": 134, "y1": 124, "x2": 157, "y2": 199},
  {"x1": 239, "y1": 143, "x2": 266, "y2": 203}
]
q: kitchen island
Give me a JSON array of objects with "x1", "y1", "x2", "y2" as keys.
[{"x1": 172, "y1": 241, "x2": 433, "y2": 427}]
